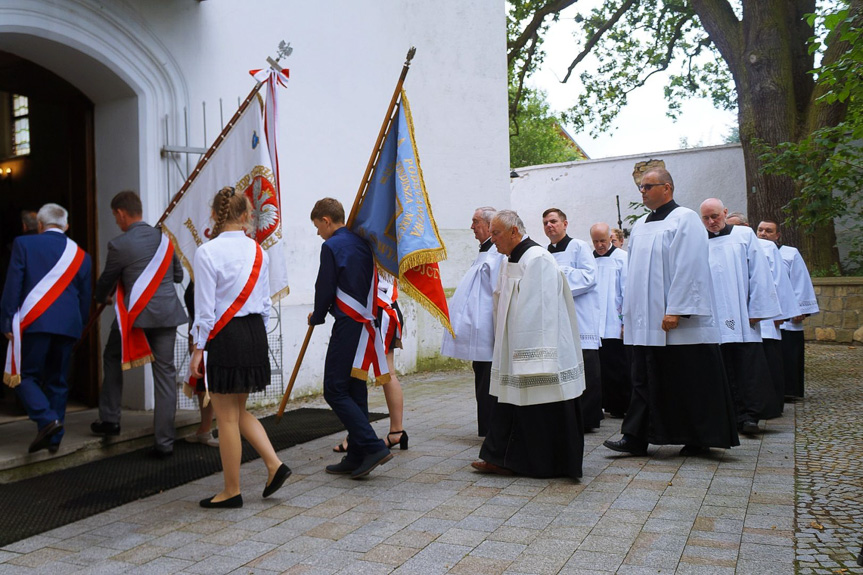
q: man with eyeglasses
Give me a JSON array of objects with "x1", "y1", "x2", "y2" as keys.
[
  {"x1": 603, "y1": 168, "x2": 739, "y2": 457},
  {"x1": 543, "y1": 208, "x2": 603, "y2": 432}
]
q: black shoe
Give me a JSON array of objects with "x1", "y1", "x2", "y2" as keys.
[
  {"x1": 384, "y1": 430, "x2": 409, "y2": 450},
  {"x1": 29, "y1": 420, "x2": 63, "y2": 453},
  {"x1": 263, "y1": 463, "x2": 292, "y2": 497},
  {"x1": 351, "y1": 448, "x2": 393, "y2": 479},
  {"x1": 679, "y1": 445, "x2": 710, "y2": 457},
  {"x1": 147, "y1": 448, "x2": 173, "y2": 460},
  {"x1": 740, "y1": 421, "x2": 760, "y2": 435},
  {"x1": 603, "y1": 435, "x2": 648, "y2": 456},
  {"x1": 48, "y1": 441, "x2": 61, "y2": 454},
  {"x1": 91, "y1": 420, "x2": 120, "y2": 436},
  {"x1": 200, "y1": 494, "x2": 243, "y2": 508},
  {"x1": 326, "y1": 456, "x2": 362, "y2": 475}
]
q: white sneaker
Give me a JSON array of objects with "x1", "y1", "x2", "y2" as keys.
[{"x1": 186, "y1": 431, "x2": 219, "y2": 447}]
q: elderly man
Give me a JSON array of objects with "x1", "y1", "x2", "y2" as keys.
[
  {"x1": 441, "y1": 206, "x2": 506, "y2": 436},
  {"x1": 472, "y1": 210, "x2": 585, "y2": 478},
  {"x1": 700, "y1": 199, "x2": 782, "y2": 434},
  {"x1": 604, "y1": 168, "x2": 738, "y2": 457},
  {"x1": 1, "y1": 204, "x2": 91, "y2": 454},
  {"x1": 590, "y1": 222, "x2": 630, "y2": 418},
  {"x1": 543, "y1": 208, "x2": 603, "y2": 431},
  {"x1": 756, "y1": 220, "x2": 819, "y2": 398}
]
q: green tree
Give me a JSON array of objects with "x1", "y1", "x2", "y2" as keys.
[
  {"x1": 507, "y1": 0, "x2": 863, "y2": 273},
  {"x1": 510, "y1": 88, "x2": 583, "y2": 168}
]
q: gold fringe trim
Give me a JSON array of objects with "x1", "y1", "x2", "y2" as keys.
[
  {"x1": 182, "y1": 381, "x2": 196, "y2": 399},
  {"x1": 350, "y1": 367, "x2": 369, "y2": 381},
  {"x1": 122, "y1": 354, "x2": 154, "y2": 371},
  {"x1": 271, "y1": 284, "x2": 291, "y2": 303},
  {"x1": 400, "y1": 279, "x2": 455, "y2": 337},
  {"x1": 373, "y1": 373, "x2": 391, "y2": 386},
  {"x1": 398, "y1": 248, "x2": 447, "y2": 277},
  {"x1": 202, "y1": 390, "x2": 211, "y2": 408},
  {"x1": 162, "y1": 227, "x2": 195, "y2": 284},
  {"x1": 3, "y1": 373, "x2": 20, "y2": 388}
]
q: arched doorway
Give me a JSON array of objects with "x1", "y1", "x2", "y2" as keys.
[{"x1": 0, "y1": 50, "x2": 99, "y2": 414}]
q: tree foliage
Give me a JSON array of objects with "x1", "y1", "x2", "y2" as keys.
[
  {"x1": 506, "y1": 0, "x2": 863, "y2": 273},
  {"x1": 510, "y1": 87, "x2": 583, "y2": 168}
]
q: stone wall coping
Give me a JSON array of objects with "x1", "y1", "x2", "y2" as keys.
[{"x1": 811, "y1": 277, "x2": 863, "y2": 286}]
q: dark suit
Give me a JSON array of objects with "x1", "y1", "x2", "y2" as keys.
[
  {"x1": 0, "y1": 229, "x2": 91, "y2": 442},
  {"x1": 95, "y1": 221, "x2": 186, "y2": 452}
]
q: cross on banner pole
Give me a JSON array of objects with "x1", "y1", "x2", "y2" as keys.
[{"x1": 276, "y1": 47, "x2": 416, "y2": 422}]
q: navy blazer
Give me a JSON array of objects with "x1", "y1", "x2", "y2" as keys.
[
  {"x1": 310, "y1": 227, "x2": 374, "y2": 325},
  {"x1": 0, "y1": 229, "x2": 92, "y2": 339}
]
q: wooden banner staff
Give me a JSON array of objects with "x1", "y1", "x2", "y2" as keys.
[
  {"x1": 76, "y1": 42, "x2": 292, "y2": 351},
  {"x1": 276, "y1": 46, "x2": 416, "y2": 422}
]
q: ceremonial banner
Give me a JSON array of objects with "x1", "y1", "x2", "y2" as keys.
[
  {"x1": 162, "y1": 96, "x2": 290, "y2": 300},
  {"x1": 351, "y1": 90, "x2": 452, "y2": 335}
]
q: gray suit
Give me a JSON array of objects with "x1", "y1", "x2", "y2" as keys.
[{"x1": 95, "y1": 221, "x2": 186, "y2": 452}]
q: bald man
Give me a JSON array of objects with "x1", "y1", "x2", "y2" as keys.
[
  {"x1": 590, "y1": 222, "x2": 630, "y2": 418},
  {"x1": 700, "y1": 199, "x2": 782, "y2": 434}
]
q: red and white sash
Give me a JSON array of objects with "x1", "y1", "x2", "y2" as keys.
[
  {"x1": 377, "y1": 279, "x2": 401, "y2": 352},
  {"x1": 186, "y1": 242, "x2": 264, "y2": 405},
  {"x1": 4, "y1": 238, "x2": 86, "y2": 387},
  {"x1": 336, "y1": 271, "x2": 390, "y2": 383},
  {"x1": 115, "y1": 234, "x2": 174, "y2": 370}
]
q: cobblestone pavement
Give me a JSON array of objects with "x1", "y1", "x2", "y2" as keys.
[
  {"x1": 796, "y1": 344, "x2": 863, "y2": 574},
  {"x1": 0, "y1": 367, "x2": 800, "y2": 574}
]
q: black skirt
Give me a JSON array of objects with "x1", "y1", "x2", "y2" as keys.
[{"x1": 205, "y1": 314, "x2": 270, "y2": 394}]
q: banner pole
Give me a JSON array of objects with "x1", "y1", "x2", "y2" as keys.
[{"x1": 277, "y1": 47, "x2": 416, "y2": 420}]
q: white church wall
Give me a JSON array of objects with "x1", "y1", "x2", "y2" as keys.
[{"x1": 511, "y1": 144, "x2": 747, "y2": 245}]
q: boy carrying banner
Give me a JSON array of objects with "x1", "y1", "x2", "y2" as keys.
[{"x1": 309, "y1": 198, "x2": 392, "y2": 479}]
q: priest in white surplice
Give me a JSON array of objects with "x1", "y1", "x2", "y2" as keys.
[
  {"x1": 604, "y1": 168, "x2": 739, "y2": 457},
  {"x1": 441, "y1": 206, "x2": 506, "y2": 436},
  {"x1": 471, "y1": 210, "x2": 585, "y2": 479},
  {"x1": 543, "y1": 208, "x2": 604, "y2": 432},
  {"x1": 700, "y1": 199, "x2": 782, "y2": 435},
  {"x1": 756, "y1": 220, "x2": 819, "y2": 398},
  {"x1": 590, "y1": 222, "x2": 631, "y2": 418}
]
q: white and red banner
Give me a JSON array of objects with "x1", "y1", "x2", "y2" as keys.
[{"x1": 162, "y1": 77, "x2": 289, "y2": 301}]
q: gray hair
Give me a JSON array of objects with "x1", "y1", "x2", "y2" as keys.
[
  {"x1": 727, "y1": 211, "x2": 748, "y2": 225},
  {"x1": 475, "y1": 206, "x2": 496, "y2": 224},
  {"x1": 492, "y1": 209, "x2": 526, "y2": 235},
  {"x1": 37, "y1": 203, "x2": 68, "y2": 229}
]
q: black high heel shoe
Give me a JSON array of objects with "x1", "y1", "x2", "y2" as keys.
[{"x1": 385, "y1": 430, "x2": 408, "y2": 450}]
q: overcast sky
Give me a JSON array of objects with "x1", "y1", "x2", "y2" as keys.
[{"x1": 525, "y1": 2, "x2": 739, "y2": 160}]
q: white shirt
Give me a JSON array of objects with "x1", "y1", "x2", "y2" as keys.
[
  {"x1": 191, "y1": 231, "x2": 271, "y2": 349},
  {"x1": 594, "y1": 247, "x2": 627, "y2": 340},
  {"x1": 548, "y1": 236, "x2": 602, "y2": 350},
  {"x1": 706, "y1": 226, "x2": 780, "y2": 344},
  {"x1": 623, "y1": 206, "x2": 720, "y2": 346},
  {"x1": 441, "y1": 241, "x2": 505, "y2": 362},
  {"x1": 778, "y1": 245, "x2": 819, "y2": 332}
]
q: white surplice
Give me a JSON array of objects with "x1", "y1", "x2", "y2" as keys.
[
  {"x1": 549, "y1": 237, "x2": 602, "y2": 350},
  {"x1": 491, "y1": 245, "x2": 585, "y2": 407},
  {"x1": 758, "y1": 238, "x2": 801, "y2": 340},
  {"x1": 594, "y1": 247, "x2": 627, "y2": 340},
  {"x1": 441, "y1": 243, "x2": 506, "y2": 361},
  {"x1": 706, "y1": 226, "x2": 781, "y2": 344},
  {"x1": 623, "y1": 207, "x2": 720, "y2": 346},
  {"x1": 778, "y1": 245, "x2": 820, "y2": 332}
]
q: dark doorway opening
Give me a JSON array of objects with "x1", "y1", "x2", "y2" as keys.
[{"x1": 0, "y1": 50, "x2": 99, "y2": 417}]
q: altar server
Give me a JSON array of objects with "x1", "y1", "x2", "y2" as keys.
[
  {"x1": 756, "y1": 220, "x2": 819, "y2": 398},
  {"x1": 441, "y1": 206, "x2": 506, "y2": 436},
  {"x1": 604, "y1": 168, "x2": 739, "y2": 457},
  {"x1": 543, "y1": 208, "x2": 603, "y2": 431},
  {"x1": 472, "y1": 210, "x2": 585, "y2": 478},
  {"x1": 590, "y1": 222, "x2": 630, "y2": 418},
  {"x1": 700, "y1": 199, "x2": 782, "y2": 434}
]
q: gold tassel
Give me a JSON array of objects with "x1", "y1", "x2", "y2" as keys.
[
  {"x1": 202, "y1": 390, "x2": 211, "y2": 408},
  {"x1": 182, "y1": 381, "x2": 196, "y2": 399},
  {"x1": 3, "y1": 373, "x2": 21, "y2": 388},
  {"x1": 122, "y1": 354, "x2": 154, "y2": 371}
]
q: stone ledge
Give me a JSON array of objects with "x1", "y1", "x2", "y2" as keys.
[{"x1": 811, "y1": 277, "x2": 863, "y2": 286}]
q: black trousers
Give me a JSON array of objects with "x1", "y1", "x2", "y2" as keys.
[
  {"x1": 472, "y1": 361, "x2": 496, "y2": 437},
  {"x1": 598, "y1": 339, "x2": 631, "y2": 416},
  {"x1": 720, "y1": 342, "x2": 779, "y2": 422},
  {"x1": 781, "y1": 330, "x2": 805, "y2": 398}
]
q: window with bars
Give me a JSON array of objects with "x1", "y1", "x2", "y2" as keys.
[{"x1": 11, "y1": 94, "x2": 30, "y2": 156}]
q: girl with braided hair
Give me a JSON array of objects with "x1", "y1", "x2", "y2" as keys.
[{"x1": 190, "y1": 187, "x2": 290, "y2": 508}]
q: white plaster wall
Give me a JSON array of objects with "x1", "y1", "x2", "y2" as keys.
[{"x1": 511, "y1": 144, "x2": 747, "y2": 245}]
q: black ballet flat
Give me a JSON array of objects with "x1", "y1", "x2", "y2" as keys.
[
  {"x1": 263, "y1": 463, "x2": 292, "y2": 498},
  {"x1": 199, "y1": 494, "x2": 243, "y2": 508},
  {"x1": 385, "y1": 430, "x2": 409, "y2": 450}
]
